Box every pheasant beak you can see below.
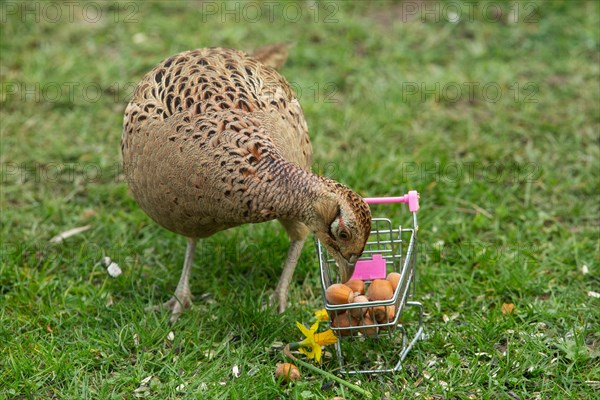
[337,254,358,283]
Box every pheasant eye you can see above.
[338,230,350,241]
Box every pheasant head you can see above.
[311,178,372,283]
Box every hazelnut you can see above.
[373,304,396,324]
[358,315,378,336]
[386,272,401,292]
[275,363,300,383]
[326,283,355,305]
[349,295,369,318]
[344,279,365,295]
[330,312,356,337]
[367,279,394,301]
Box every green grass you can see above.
[1,0,599,398]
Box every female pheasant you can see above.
[122,46,371,322]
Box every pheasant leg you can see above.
[146,237,197,323]
[272,239,305,313]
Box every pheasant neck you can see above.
[260,158,329,227]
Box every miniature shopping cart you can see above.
[317,190,424,374]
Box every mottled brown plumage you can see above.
[122,46,371,322]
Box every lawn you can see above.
[1,0,599,399]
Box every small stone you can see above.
[107,262,122,277]
[581,264,589,274]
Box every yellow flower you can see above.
[294,321,338,363]
[314,329,337,346]
[314,309,329,322]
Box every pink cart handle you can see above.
[365,190,419,212]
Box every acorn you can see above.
[349,295,369,318]
[367,279,394,301]
[325,283,355,305]
[275,363,300,383]
[386,272,401,292]
[373,304,396,324]
[344,279,365,295]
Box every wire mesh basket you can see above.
[317,191,424,374]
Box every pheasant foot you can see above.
[145,291,192,324]
[146,237,197,324]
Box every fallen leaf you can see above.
[133,376,160,397]
[535,322,547,330]
[46,324,53,333]
[49,225,91,243]
[81,208,97,218]
[232,365,241,378]
[133,386,149,396]
[586,381,600,389]
[588,291,600,299]
[166,331,175,341]
[507,390,520,400]
[442,312,459,323]
[501,303,516,315]
[204,349,217,359]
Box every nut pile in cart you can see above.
[326,274,401,336]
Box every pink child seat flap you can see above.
[350,254,387,280]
